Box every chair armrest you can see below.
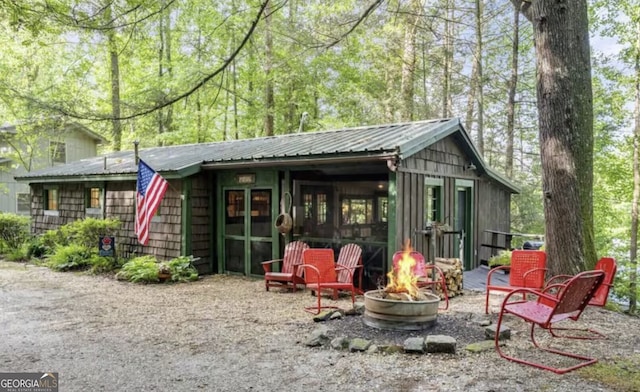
[503,287,558,306]
[522,267,548,287]
[544,274,572,287]
[486,265,510,285]
[261,258,283,273]
[298,264,321,284]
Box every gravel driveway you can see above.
[1,261,638,392]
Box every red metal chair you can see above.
[392,251,449,310]
[494,270,605,374]
[299,248,356,314]
[542,257,617,339]
[485,250,547,314]
[334,243,364,298]
[261,241,309,292]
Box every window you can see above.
[425,179,443,223]
[86,187,102,209]
[341,197,374,224]
[17,193,30,213]
[45,188,59,211]
[50,141,66,164]
[377,196,388,222]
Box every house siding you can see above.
[31,180,183,261]
[190,173,214,273]
[394,136,510,269]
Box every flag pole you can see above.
[133,140,140,165]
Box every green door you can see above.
[223,188,273,276]
[454,180,474,270]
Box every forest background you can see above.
[0,0,638,308]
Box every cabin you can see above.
[16,118,519,289]
[0,122,106,215]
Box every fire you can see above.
[385,240,420,300]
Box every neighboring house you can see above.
[0,122,107,215]
[16,118,519,288]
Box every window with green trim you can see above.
[424,179,443,223]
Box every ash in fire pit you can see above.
[363,242,441,331]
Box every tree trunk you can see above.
[105,4,122,152]
[629,25,640,313]
[505,5,520,179]
[442,1,454,118]
[263,1,274,137]
[473,0,484,156]
[515,0,595,275]
[400,0,420,122]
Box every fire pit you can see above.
[363,243,440,331]
[363,290,439,330]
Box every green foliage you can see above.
[115,255,198,283]
[45,218,121,249]
[488,250,512,268]
[25,236,51,259]
[0,213,30,252]
[116,256,160,283]
[45,244,93,271]
[167,256,199,282]
[579,355,640,392]
[87,254,122,274]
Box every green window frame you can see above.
[424,178,443,224]
[85,187,103,209]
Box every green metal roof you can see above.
[15,118,519,193]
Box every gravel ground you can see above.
[1,261,639,392]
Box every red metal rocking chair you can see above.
[485,249,547,314]
[334,243,364,299]
[542,257,617,339]
[494,270,605,374]
[300,248,357,314]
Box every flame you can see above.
[385,239,420,299]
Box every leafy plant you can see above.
[488,250,512,268]
[167,256,199,282]
[116,256,160,283]
[0,213,30,252]
[45,244,93,271]
[87,254,122,274]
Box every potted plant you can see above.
[157,262,172,282]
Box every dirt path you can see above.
[1,261,637,391]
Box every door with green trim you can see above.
[454,180,474,270]
[223,188,273,276]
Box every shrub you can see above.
[25,236,51,259]
[87,254,123,274]
[116,256,160,283]
[62,218,122,248]
[488,250,512,268]
[46,244,93,271]
[167,256,199,282]
[0,213,30,252]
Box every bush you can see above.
[167,256,199,282]
[0,213,30,252]
[25,236,51,259]
[488,250,512,267]
[46,244,93,271]
[116,256,160,283]
[44,217,121,249]
[87,254,123,274]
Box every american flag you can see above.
[135,159,169,245]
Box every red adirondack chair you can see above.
[494,270,605,374]
[299,248,357,314]
[261,241,309,292]
[392,250,449,310]
[485,249,547,314]
[542,257,617,339]
[334,243,364,298]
